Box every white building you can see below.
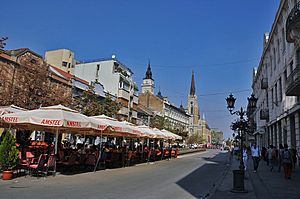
[251,0,300,153]
[75,57,139,123]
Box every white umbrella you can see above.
[91,115,140,137]
[137,125,157,139]
[162,129,182,140]
[0,104,102,174]
[152,128,168,139]
[0,104,27,115]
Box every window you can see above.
[279,77,283,102]
[271,88,274,109]
[270,56,273,76]
[68,63,71,68]
[289,60,294,76]
[282,28,286,53]
[273,48,276,71]
[284,69,287,81]
[277,39,280,62]
[275,83,278,104]
[62,61,68,67]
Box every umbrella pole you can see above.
[94,132,103,172]
[54,128,58,176]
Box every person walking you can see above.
[267,145,274,171]
[251,143,260,173]
[278,144,284,172]
[242,146,248,171]
[282,144,293,179]
[291,148,297,171]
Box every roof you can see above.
[4,48,42,59]
[50,65,89,85]
[78,57,133,74]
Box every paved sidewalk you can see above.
[210,154,256,199]
[248,158,300,199]
[211,153,300,199]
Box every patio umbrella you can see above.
[0,104,103,174]
[0,104,27,115]
[161,129,183,140]
[137,125,157,139]
[91,115,140,137]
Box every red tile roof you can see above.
[51,65,89,85]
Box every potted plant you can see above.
[0,129,19,180]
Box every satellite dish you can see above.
[112,54,116,59]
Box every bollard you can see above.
[231,169,247,193]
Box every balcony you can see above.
[261,78,268,89]
[260,109,269,120]
[286,2,300,43]
[286,65,300,96]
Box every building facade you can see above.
[251,0,300,154]
[138,63,190,135]
[45,49,75,74]
[75,57,139,123]
[188,71,200,137]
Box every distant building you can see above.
[138,62,190,135]
[75,56,139,123]
[45,49,75,74]
[211,129,224,145]
[187,71,211,144]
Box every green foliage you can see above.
[0,130,19,171]
[73,85,121,117]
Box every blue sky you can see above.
[2,0,280,139]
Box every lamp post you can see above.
[226,93,257,192]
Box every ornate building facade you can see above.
[250,0,300,154]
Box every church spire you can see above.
[190,70,195,95]
[144,60,153,80]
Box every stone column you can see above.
[295,112,300,153]
[278,120,282,145]
[287,116,291,147]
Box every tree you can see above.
[0,129,19,171]
[72,85,121,117]
[0,47,72,109]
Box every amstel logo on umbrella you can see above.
[66,121,81,127]
[41,119,61,126]
[2,116,18,123]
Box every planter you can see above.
[2,170,13,180]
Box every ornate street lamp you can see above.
[226,93,257,193]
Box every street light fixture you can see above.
[226,93,257,193]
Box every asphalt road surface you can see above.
[0,149,230,199]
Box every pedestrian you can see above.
[242,146,248,171]
[278,144,284,172]
[266,145,275,171]
[291,148,297,171]
[251,143,260,173]
[282,144,293,179]
[261,146,267,161]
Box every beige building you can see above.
[45,49,75,74]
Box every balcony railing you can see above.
[261,78,268,89]
[286,2,300,43]
[286,64,300,96]
[260,109,269,120]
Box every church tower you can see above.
[141,61,155,94]
[188,71,200,135]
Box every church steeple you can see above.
[190,70,195,95]
[141,60,155,94]
[144,60,153,80]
